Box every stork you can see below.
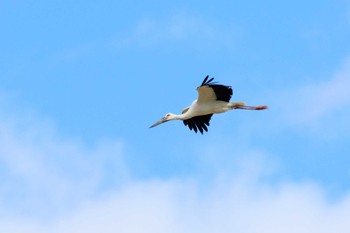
[150,75,267,134]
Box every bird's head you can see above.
[150,113,177,128]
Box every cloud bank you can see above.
[1,95,350,233]
[2,172,350,233]
[0,101,128,219]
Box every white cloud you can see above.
[2,174,350,233]
[1,93,350,233]
[0,98,129,218]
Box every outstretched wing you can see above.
[182,106,190,114]
[183,114,213,134]
[196,75,233,103]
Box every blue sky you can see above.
[1,0,350,232]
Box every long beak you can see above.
[150,117,168,128]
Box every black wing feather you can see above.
[201,75,215,86]
[183,114,213,134]
[200,75,233,102]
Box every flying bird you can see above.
[150,75,267,134]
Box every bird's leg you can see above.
[229,102,246,109]
[236,105,268,110]
[229,102,267,110]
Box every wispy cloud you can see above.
[114,12,237,49]
[269,57,350,138]
[292,59,350,123]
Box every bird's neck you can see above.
[173,114,186,120]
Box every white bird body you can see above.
[150,75,267,134]
[186,100,237,116]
